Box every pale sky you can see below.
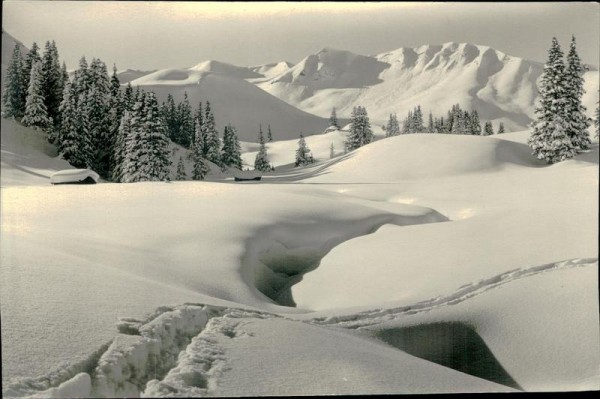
[3,1,599,70]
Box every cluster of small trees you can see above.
[528,36,593,163]
[345,106,374,151]
[384,104,504,136]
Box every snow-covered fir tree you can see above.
[177,92,194,148]
[22,42,41,111]
[191,117,210,181]
[528,37,577,163]
[564,35,591,151]
[112,110,132,182]
[267,124,273,142]
[329,107,340,129]
[122,92,171,182]
[40,40,63,128]
[58,81,94,168]
[203,101,221,165]
[330,143,335,159]
[106,64,124,178]
[412,105,425,132]
[345,106,374,151]
[254,128,272,172]
[194,101,204,153]
[176,156,187,180]
[469,110,482,135]
[22,60,51,130]
[295,133,314,167]
[483,121,494,136]
[497,122,506,134]
[123,82,134,111]
[221,124,243,170]
[428,112,434,133]
[2,44,25,118]
[385,113,400,137]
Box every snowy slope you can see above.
[1,113,598,396]
[0,119,74,186]
[258,43,600,131]
[129,62,330,141]
[116,69,156,84]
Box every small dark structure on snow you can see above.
[234,169,262,182]
[50,169,99,185]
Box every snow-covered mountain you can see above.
[256,43,599,131]
[129,61,330,142]
[1,30,28,89]
[116,69,156,84]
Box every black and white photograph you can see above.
[1,1,599,396]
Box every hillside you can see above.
[129,63,330,141]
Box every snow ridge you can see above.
[309,258,597,329]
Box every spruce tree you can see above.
[267,124,273,142]
[112,111,131,183]
[221,124,242,170]
[254,127,271,172]
[385,113,400,137]
[345,106,373,151]
[203,101,221,165]
[470,110,482,135]
[295,133,314,167]
[564,35,591,151]
[22,60,51,130]
[123,82,134,111]
[329,107,340,129]
[428,112,434,133]
[413,105,424,132]
[194,101,204,153]
[191,126,210,180]
[330,143,335,159]
[2,44,25,118]
[483,121,494,136]
[58,81,94,168]
[177,92,194,148]
[123,92,171,182]
[176,156,187,180]
[22,42,41,111]
[497,122,506,134]
[40,40,63,128]
[528,37,577,163]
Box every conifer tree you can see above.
[385,113,400,137]
[58,81,94,168]
[123,92,171,182]
[123,82,134,111]
[2,44,25,118]
[564,35,591,151]
[428,112,434,133]
[202,101,221,165]
[194,101,204,153]
[528,37,577,163]
[295,133,314,167]
[22,60,51,130]
[329,107,340,129]
[87,58,112,176]
[191,127,210,180]
[497,122,506,134]
[483,121,494,136]
[40,40,63,128]
[330,143,335,159]
[345,106,373,151]
[112,110,132,182]
[470,110,482,135]
[267,124,273,142]
[177,92,194,148]
[22,42,41,110]
[176,156,187,180]
[413,105,424,132]
[254,127,271,172]
[221,124,243,169]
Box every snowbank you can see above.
[50,169,99,185]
